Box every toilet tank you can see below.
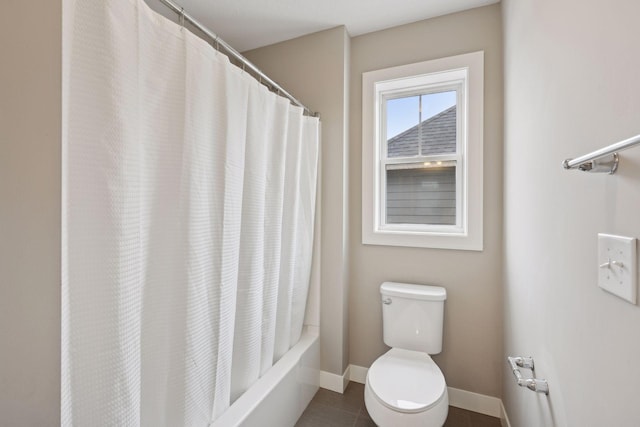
[380,282,446,354]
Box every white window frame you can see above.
[362,51,484,250]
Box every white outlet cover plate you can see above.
[597,233,637,304]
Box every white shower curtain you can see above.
[61,0,320,425]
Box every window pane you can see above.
[386,91,457,158]
[386,96,419,157]
[386,165,456,225]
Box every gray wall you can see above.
[0,1,62,425]
[502,0,640,425]
[244,27,352,376]
[349,4,504,397]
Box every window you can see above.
[362,52,484,250]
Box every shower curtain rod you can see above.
[157,0,317,117]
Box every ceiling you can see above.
[157,0,500,52]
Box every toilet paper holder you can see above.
[507,356,549,395]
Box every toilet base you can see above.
[364,379,448,427]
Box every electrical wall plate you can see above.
[597,233,637,304]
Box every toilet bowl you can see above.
[364,282,448,427]
[364,348,448,427]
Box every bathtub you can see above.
[211,325,320,427]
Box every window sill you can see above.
[362,228,483,251]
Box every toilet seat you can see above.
[367,348,446,414]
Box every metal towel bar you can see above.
[507,356,549,395]
[563,133,640,174]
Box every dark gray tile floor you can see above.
[295,382,501,427]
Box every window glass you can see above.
[386,91,457,158]
[384,90,458,227]
[386,165,456,225]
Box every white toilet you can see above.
[364,282,448,427]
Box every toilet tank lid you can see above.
[380,282,446,301]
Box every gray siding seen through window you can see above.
[386,166,456,225]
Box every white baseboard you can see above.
[319,366,350,393]
[347,364,508,422]
[500,400,512,427]
[447,387,501,418]
[349,364,368,384]
[342,365,351,392]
